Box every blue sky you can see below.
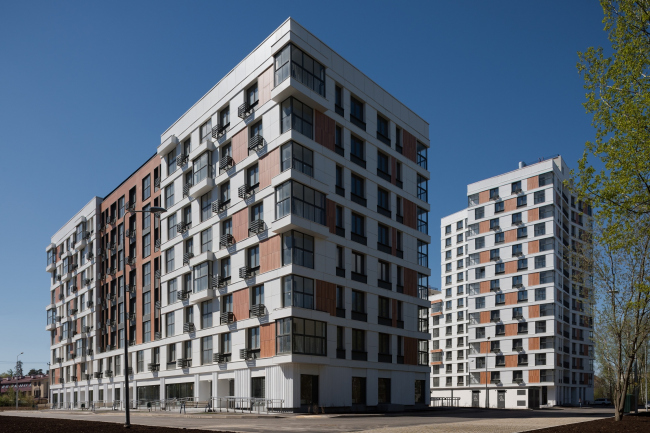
[0,0,608,373]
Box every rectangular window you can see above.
[350,135,365,166]
[281,141,314,177]
[417,142,427,169]
[282,230,314,268]
[166,312,175,337]
[534,223,546,236]
[201,336,212,365]
[282,275,314,309]
[417,175,428,201]
[193,151,211,185]
[142,175,151,201]
[534,190,545,204]
[274,44,325,96]
[275,317,326,355]
[201,228,212,253]
[165,247,174,273]
[167,213,177,240]
[275,180,326,225]
[193,262,209,293]
[247,82,259,107]
[350,96,365,129]
[167,149,177,174]
[417,207,428,234]
[165,184,174,209]
[281,97,313,139]
[168,278,177,304]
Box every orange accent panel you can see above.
[528,370,540,383]
[528,305,540,318]
[76,364,81,380]
[403,268,417,297]
[504,198,517,212]
[480,251,490,263]
[480,281,490,294]
[232,129,248,164]
[326,199,336,234]
[504,261,518,274]
[505,355,518,368]
[314,110,336,152]
[431,299,442,304]
[315,280,336,316]
[528,273,540,286]
[258,147,280,190]
[257,66,273,107]
[232,288,249,322]
[480,341,489,354]
[505,324,518,336]
[480,311,490,324]
[528,240,539,254]
[479,221,489,234]
[403,199,417,230]
[505,293,518,305]
[404,337,418,365]
[403,130,417,163]
[479,191,489,204]
[232,208,248,243]
[259,235,281,274]
[528,176,539,190]
[528,208,539,222]
[529,337,540,350]
[504,230,517,243]
[480,371,488,384]
[260,322,276,358]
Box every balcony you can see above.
[93,372,102,379]
[351,350,368,361]
[377,242,392,255]
[212,200,228,214]
[178,290,191,301]
[158,134,179,157]
[350,153,366,169]
[177,358,191,368]
[213,353,229,364]
[378,279,392,291]
[176,153,189,168]
[104,370,113,378]
[212,124,227,139]
[219,155,234,173]
[238,101,253,119]
[351,271,367,284]
[183,322,196,333]
[377,205,391,219]
[378,316,392,327]
[220,234,235,248]
[182,181,193,198]
[351,232,367,246]
[376,131,391,147]
[350,192,366,207]
[249,219,265,235]
[154,239,161,252]
[148,363,159,372]
[378,353,392,363]
[183,252,194,266]
[250,304,266,318]
[126,255,136,266]
[220,312,234,325]
[83,373,91,380]
[351,310,367,322]
[190,174,215,198]
[335,104,344,117]
[248,134,264,153]
[239,266,253,280]
[238,184,253,199]
[240,348,257,360]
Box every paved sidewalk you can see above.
[0,407,613,433]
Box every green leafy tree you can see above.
[27,369,43,376]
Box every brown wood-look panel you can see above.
[505,323,518,336]
[232,129,248,164]
[504,198,517,212]
[402,130,417,162]
[528,273,540,286]
[504,230,517,243]
[529,337,540,350]
[479,251,490,263]
[260,322,276,358]
[259,235,281,274]
[480,341,489,354]
[259,147,280,190]
[528,369,540,383]
[528,208,539,222]
[505,355,518,368]
[527,176,539,190]
[504,261,518,274]
[257,66,273,107]
[232,208,249,243]
[480,311,490,323]
[505,293,518,305]
[480,281,490,293]
[391,299,397,327]
[314,110,336,152]
[54,286,59,303]
[76,363,81,380]
[391,156,397,185]
[403,198,417,229]
[403,267,417,297]
[403,336,417,365]
[478,191,489,204]
[528,305,540,318]
[528,240,539,254]
[326,199,336,234]
[479,221,489,233]
[480,371,488,384]
[392,228,397,256]
[232,288,249,322]
[315,280,336,316]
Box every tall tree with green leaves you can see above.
[577,0,650,420]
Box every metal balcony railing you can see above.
[183,322,196,333]
[177,153,189,167]
[240,348,252,360]
[249,219,265,234]
[183,252,194,266]
[177,221,190,234]
[248,134,264,152]
[212,200,227,214]
[219,155,234,172]
[176,358,191,368]
[212,123,227,139]
[179,290,191,300]
[148,363,159,372]
[213,353,228,363]
[238,184,253,199]
[154,177,161,191]
[220,234,235,248]
[220,312,234,325]
[250,304,266,317]
[239,266,252,280]
[238,101,253,119]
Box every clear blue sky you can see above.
[0,0,608,373]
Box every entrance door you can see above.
[300,375,319,406]
[472,391,480,408]
[528,387,540,409]
[497,390,506,409]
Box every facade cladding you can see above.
[431,157,594,409]
[45,18,431,411]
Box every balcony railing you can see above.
[183,252,194,266]
[239,266,252,280]
[238,184,253,199]
[250,304,266,318]
[220,312,234,325]
[212,200,227,214]
[177,153,189,167]
[248,134,264,152]
[182,181,192,198]
[219,155,234,172]
[238,101,253,119]
[220,234,235,248]
[148,363,159,372]
[212,124,227,139]
[249,219,265,234]
[183,322,196,333]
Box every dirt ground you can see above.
[526,411,650,433]
[0,415,235,433]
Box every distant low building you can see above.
[0,374,49,401]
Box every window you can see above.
[517,195,527,207]
[490,187,499,200]
[167,213,177,240]
[378,224,390,247]
[534,223,546,236]
[540,271,554,284]
[490,218,500,229]
[143,321,151,342]
[351,174,365,201]
[539,172,553,186]
[378,378,391,404]
[417,207,428,234]
[201,228,212,253]
[193,262,209,292]
[495,263,505,274]
[165,184,174,209]
[495,232,505,243]
[535,288,546,301]
[536,353,547,366]
[335,85,343,111]
[167,149,177,175]
[535,321,546,334]
[350,96,364,126]
[281,97,313,139]
[220,106,230,129]
[142,175,151,201]
[220,181,230,205]
[417,142,427,169]
[540,238,554,251]
[513,275,522,286]
[517,226,528,238]
[165,247,175,273]
[490,248,500,260]
[282,230,314,268]
[350,135,365,165]
[281,141,313,177]
[137,351,144,373]
[495,201,504,213]
[168,278,177,304]
[220,333,231,358]
[445,225,452,235]
[275,317,326,355]
[166,312,175,337]
[352,251,365,276]
[282,275,314,309]
[475,207,485,219]
[535,255,546,269]
[335,125,343,153]
[539,204,554,219]
[377,151,390,177]
[247,245,260,273]
[518,258,528,270]
[275,180,326,225]
[377,114,389,144]
[475,267,485,279]
[512,212,522,225]
[511,181,522,194]
[193,152,211,185]
[379,260,390,283]
[495,294,505,304]
[475,237,485,249]
[247,82,259,107]
[274,44,325,97]
[201,336,213,365]
[417,175,428,201]
[418,240,428,267]
[335,165,344,194]
[518,322,528,334]
[534,190,545,204]
[220,257,230,281]
[475,297,485,308]
[142,262,151,290]
[351,213,365,238]
[247,164,259,190]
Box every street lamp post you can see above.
[16,352,23,410]
[485,337,490,409]
[121,206,165,428]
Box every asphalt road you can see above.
[0,407,615,433]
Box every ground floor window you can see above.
[378,378,391,404]
[137,385,160,402]
[165,382,193,399]
[352,377,366,405]
[251,377,265,398]
[415,380,425,403]
[300,374,319,406]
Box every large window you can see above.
[200,120,211,143]
[282,230,314,268]
[193,152,210,184]
[193,262,209,293]
[165,184,174,209]
[275,180,326,225]
[201,336,213,365]
[201,228,212,253]
[350,96,364,125]
[418,240,428,267]
[281,97,313,139]
[165,247,175,273]
[282,275,314,309]
[350,135,365,163]
[281,141,313,177]
[166,312,175,337]
[417,207,428,234]
[167,149,177,174]
[168,278,177,304]
[417,142,427,169]
[274,44,325,97]
[201,301,213,328]
[143,175,151,201]
[167,213,177,239]
[275,317,326,356]
[417,175,428,201]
